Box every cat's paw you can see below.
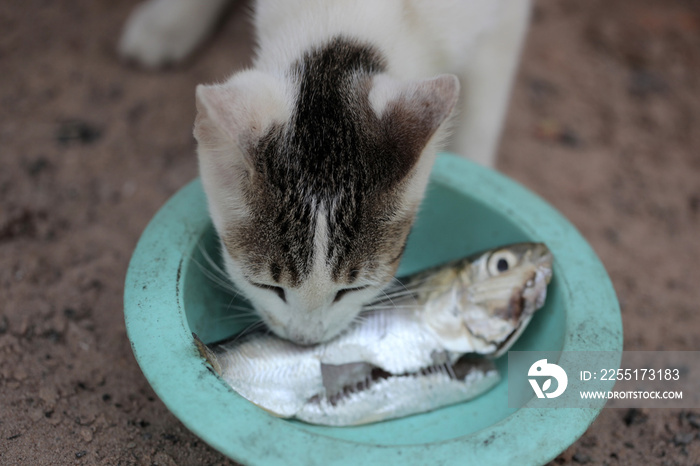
[118,0,226,68]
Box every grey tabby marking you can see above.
[227,36,422,286]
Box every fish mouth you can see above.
[522,246,554,315]
[490,260,553,357]
[518,260,553,312]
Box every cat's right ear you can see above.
[194,70,291,175]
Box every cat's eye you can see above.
[487,250,518,276]
[252,282,286,303]
[333,285,370,303]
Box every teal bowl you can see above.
[125,154,622,465]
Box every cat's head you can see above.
[194,42,458,344]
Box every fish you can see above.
[196,242,553,426]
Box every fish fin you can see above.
[192,332,223,376]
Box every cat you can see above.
[120,0,531,344]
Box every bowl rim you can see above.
[124,153,622,465]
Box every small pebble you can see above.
[572,452,592,464]
[25,157,51,176]
[151,452,178,466]
[688,413,700,429]
[47,411,62,426]
[39,386,58,406]
[0,315,9,334]
[55,120,101,145]
[29,408,44,422]
[628,69,668,97]
[161,433,178,443]
[673,432,695,446]
[75,451,87,459]
[80,427,93,443]
[623,408,647,426]
[580,435,598,448]
[559,128,581,148]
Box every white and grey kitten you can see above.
[120,0,531,344]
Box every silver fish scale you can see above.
[218,337,323,417]
[296,364,500,426]
[319,307,449,373]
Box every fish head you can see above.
[419,243,553,355]
[469,243,552,317]
[465,242,553,353]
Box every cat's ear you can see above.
[194,70,290,153]
[370,74,460,160]
[194,71,290,231]
[368,74,459,209]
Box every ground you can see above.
[1,0,700,464]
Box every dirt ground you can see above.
[1,0,700,464]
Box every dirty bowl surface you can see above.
[125,154,622,465]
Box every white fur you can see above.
[368,73,459,209]
[119,0,229,67]
[252,0,494,78]
[121,0,530,163]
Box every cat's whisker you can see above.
[218,304,259,315]
[388,275,413,292]
[384,274,442,293]
[191,258,241,295]
[372,289,418,300]
[362,303,420,311]
[230,320,268,343]
[188,247,243,298]
[376,286,400,310]
[197,243,228,277]
[370,284,447,303]
[379,278,425,297]
[353,315,369,324]
[197,245,237,282]
[208,314,261,325]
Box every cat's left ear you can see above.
[194,70,290,154]
[369,74,460,160]
[194,71,290,233]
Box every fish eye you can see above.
[251,282,286,303]
[333,285,370,303]
[487,250,519,276]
